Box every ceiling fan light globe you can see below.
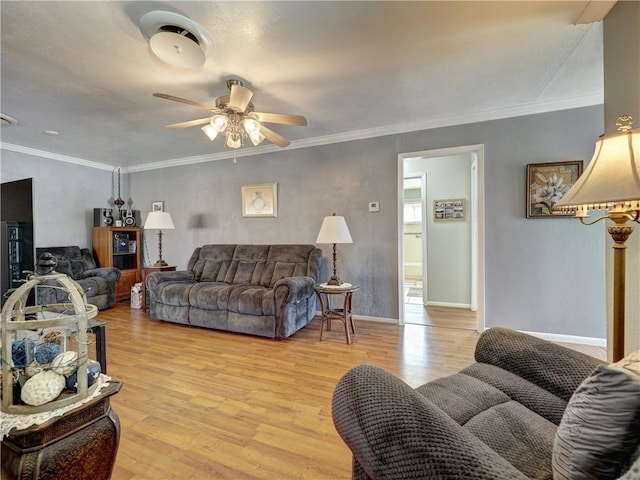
[201,124,218,141]
[211,114,229,133]
[226,132,242,149]
[249,130,265,146]
[243,118,261,134]
[149,31,205,69]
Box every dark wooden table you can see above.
[1,381,123,480]
[314,283,360,344]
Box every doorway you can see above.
[397,145,484,332]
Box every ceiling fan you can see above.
[153,79,307,149]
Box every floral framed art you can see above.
[242,183,278,218]
[526,161,583,218]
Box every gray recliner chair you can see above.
[35,246,120,310]
[332,328,640,480]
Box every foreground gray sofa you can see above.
[146,244,322,339]
[332,328,640,480]
[35,246,120,310]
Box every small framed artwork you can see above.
[526,161,582,218]
[242,183,278,218]
[151,201,164,212]
[433,199,465,221]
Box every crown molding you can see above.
[2,93,603,172]
[0,143,115,171]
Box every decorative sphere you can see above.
[51,351,78,376]
[65,360,101,392]
[34,343,62,364]
[25,361,45,378]
[21,370,66,406]
[10,339,35,368]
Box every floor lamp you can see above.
[554,115,640,361]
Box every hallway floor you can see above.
[403,280,477,330]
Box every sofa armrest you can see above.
[81,267,121,282]
[332,365,528,480]
[145,270,194,290]
[273,276,315,304]
[474,327,605,401]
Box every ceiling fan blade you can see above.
[260,125,290,148]
[228,84,253,112]
[166,117,212,129]
[153,93,217,111]
[253,112,308,126]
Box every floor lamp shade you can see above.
[554,115,640,361]
[144,211,175,267]
[316,214,353,285]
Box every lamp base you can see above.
[152,259,169,268]
[326,276,343,286]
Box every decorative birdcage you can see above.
[1,267,99,414]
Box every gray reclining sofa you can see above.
[332,327,640,479]
[146,244,323,339]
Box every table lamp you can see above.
[143,211,175,267]
[554,114,640,361]
[316,213,353,285]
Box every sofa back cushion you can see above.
[260,245,322,287]
[188,244,321,286]
[35,246,89,280]
[188,245,236,282]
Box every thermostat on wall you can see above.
[368,202,380,212]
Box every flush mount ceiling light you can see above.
[139,11,213,69]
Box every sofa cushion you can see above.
[227,285,275,316]
[189,282,235,310]
[465,400,557,480]
[189,245,236,281]
[552,350,640,480]
[155,282,193,307]
[461,362,569,425]
[415,372,510,425]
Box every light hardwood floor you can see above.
[99,304,604,480]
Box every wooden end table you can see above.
[1,381,123,480]
[141,265,176,313]
[314,283,360,344]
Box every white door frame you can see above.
[402,173,429,302]
[397,145,485,332]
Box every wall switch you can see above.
[368,202,380,212]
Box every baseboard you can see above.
[426,301,472,309]
[516,329,606,347]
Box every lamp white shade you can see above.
[143,211,175,230]
[555,128,640,213]
[149,31,205,69]
[316,215,353,244]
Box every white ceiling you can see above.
[0,1,607,171]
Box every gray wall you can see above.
[0,151,112,248]
[1,105,606,339]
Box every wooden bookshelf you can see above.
[92,227,141,301]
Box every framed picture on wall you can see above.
[433,199,465,221]
[151,201,164,212]
[526,161,582,218]
[242,183,278,218]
